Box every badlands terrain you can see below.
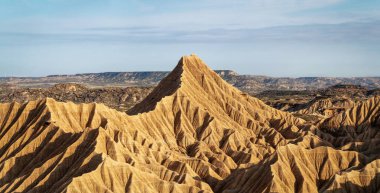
[0,55,379,192]
[2,68,380,94]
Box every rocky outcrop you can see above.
[0,83,153,111]
[319,96,380,139]
[216,145,368,193]
[0,55,379,193]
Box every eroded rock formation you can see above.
[0,55,379,193]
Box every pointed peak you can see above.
[179,53,202,64]
[181,53,199,60]
[128,54,215,115]
[185,53,201,60]
[177,54,214,75]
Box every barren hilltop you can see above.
[0,55,379,192]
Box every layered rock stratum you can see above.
[0,83,153,111]
[2,68,380,94]
[0,55,379,193]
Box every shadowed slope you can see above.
[1,55,378,193]
[317,96,380,150]
[0,99,213,192]
[215,145,370,193]
[320,160,380,193]
[320,96,380,134]
[0,55,314,192]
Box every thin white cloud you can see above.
[200,0,343,10]
[1,21,379,45]
[0,0,353,33]
[1,0,380,77]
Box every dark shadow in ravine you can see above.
[0,128,103,193]
[320,173,380,193]
[127,58,184,115]
[0,101,47,160]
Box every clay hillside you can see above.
[0,55,379,193]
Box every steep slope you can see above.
[1,54,378,193]
[0,55,314,192]
[296,98,334,115]
[320,160,380,192]
[129,54,307,146]
[124,54,325,184]
[0,99,214,192]
[320,96,380,131]
[318,96,380,148]
[216,95,380,192]
[295,97,355,117]
[215,145,369,193]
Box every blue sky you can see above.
[0,0,379,77]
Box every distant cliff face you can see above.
[2,70,380,93]
[0,83,153,111]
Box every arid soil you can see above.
[0,83,153,111]
[257,85,380,123]
[2,70,380,93]
[1,82,378,116]
[0,55,379,193]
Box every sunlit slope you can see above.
[0,55,379,193]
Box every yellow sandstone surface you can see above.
[0,55,379,193]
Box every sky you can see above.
[0,0,379,77]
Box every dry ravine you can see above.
[0,55,379,193]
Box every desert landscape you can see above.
[0,55,379,192]
[1,0,379,192]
